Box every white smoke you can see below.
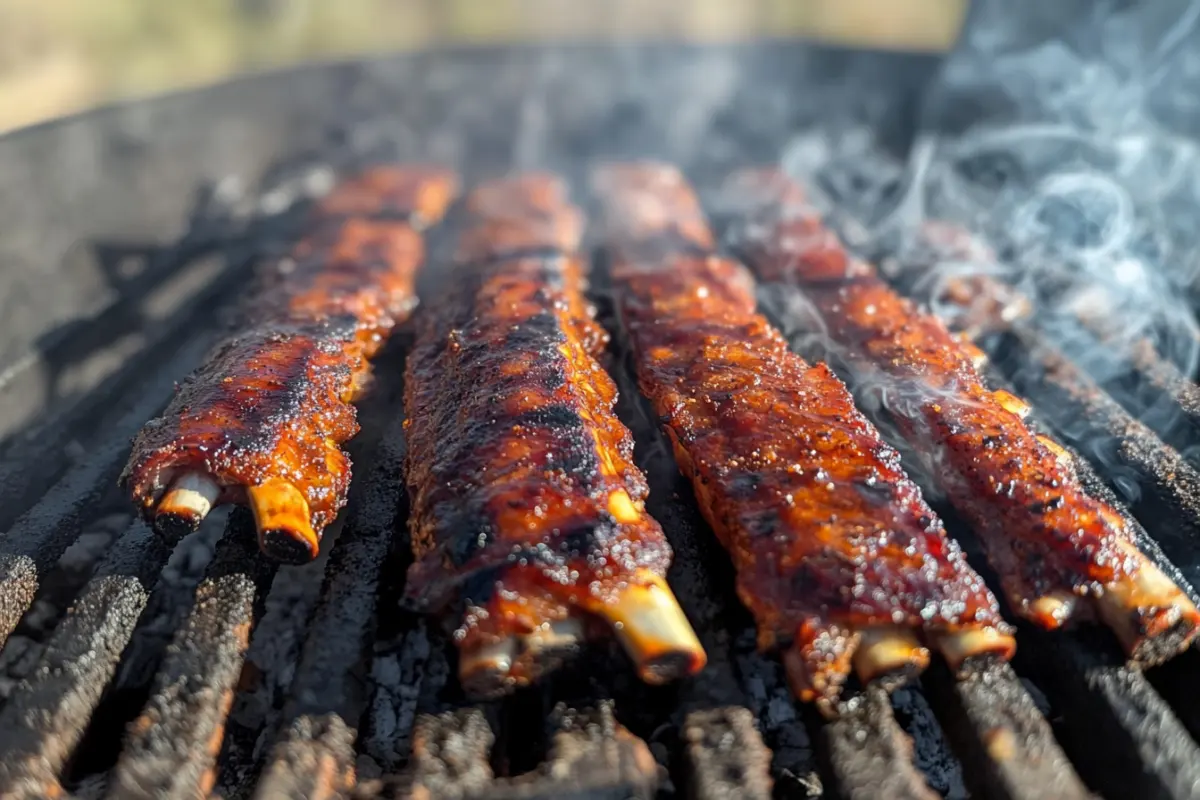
[771,0,1200,435]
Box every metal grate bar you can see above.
[486,702,658,800]
[0,332,217,649]
[403,708,495,799]
[822,687,939,800]
[104,511,277,799]
[402,702,660,800]
[921,660,1091,800]
[681,707,774,800]
[0,521,171,798]
[1120,338,1200,430]
[253,714,357,800]
[1071,313,1200,444]
[1017,629,1200,800]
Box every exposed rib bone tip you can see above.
[247,479,319,564]
[606,489,643,524]
[459,638,519,697]
[934,626,1018,672]
[992,389,1031,420]
[456,619,585,698]
[1035,435,1074,470]
[955,335,989,370]
[154,472,221,542]
[782,641,854,718]
[524,618,586,654]
[1097,545,1200,664]
[782,644,825,706]
[1028,591,1079,628]
[599,572,707,684]
[851,626,930,684]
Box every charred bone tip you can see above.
[852,626,931,685]
[598,571,707,684]
[933,626,1018,673]
[784,625,936,715]
[1098,545,1200,665]
[247,479,320,563]
[1027,591,1081,629]
[458,619,586,698]
[154,472,221,543]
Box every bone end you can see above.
[783,624,928,716]
[1035,435,1075,472]
[1026,590,1080,629]
[783,634,857,719]
[1098,546,1200,666]
[459,638,520,698]
[154,472,221,544]
[458,619,586,698]
[852,626,931,687]
[247,479,320,564]
[599,571,707,684]
[934,626,1018,673]
[992,389,1031,420]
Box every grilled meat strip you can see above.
[725,168,1200,664]
[403,172,705,696]
[123,165,457,563]
[592,162,1013,713]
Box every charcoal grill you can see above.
[5,5,1200,797]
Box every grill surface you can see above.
[3,34,1200,800]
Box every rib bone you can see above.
[246,479,319,564]
[595,571,707,684]
[155,472,222,543]
[934,626,1018,672]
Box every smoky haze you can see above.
[752,0,1200,501]
[923,0,1200,373]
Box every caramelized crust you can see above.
[726,168,1199,661]
[122,166,458,556]
[593,163,1009,707]
[404,173,698,692]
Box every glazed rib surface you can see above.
[123,165,457,561]
[725,168,1199,664]
[404,172,704,695]
[593,163,1011,709]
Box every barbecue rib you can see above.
[403,172,705,696]
[724,168,1200,664]
[122,165,458,563]
[591,162,1014,713]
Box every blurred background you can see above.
[0,0,966,134]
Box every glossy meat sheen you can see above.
[726,170,1138,624]
[404,173,672,672]
[123,166,457,534]
[594,164,1006,698]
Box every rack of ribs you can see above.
[122,165,458,562]
[591,162,1014,714]
[724,167,1200,665]
[402,172,706,696]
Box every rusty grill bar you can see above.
[3,41,1200,800]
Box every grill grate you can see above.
[5,42,1200,800]
[4,179,1200,800]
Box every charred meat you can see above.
[403,172,705,697]
[593,162,1014,713]
[725,168,1200,665]
[123,165,458,562]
